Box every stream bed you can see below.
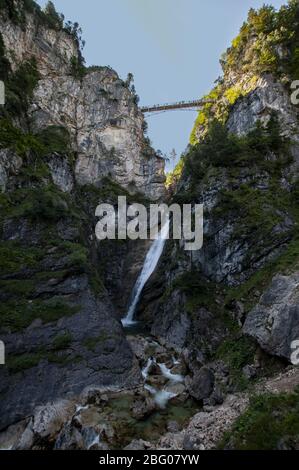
[72,335,200,450]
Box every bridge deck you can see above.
[141,99,212,113]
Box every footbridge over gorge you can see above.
[141,99,213,114]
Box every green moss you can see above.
[189,85,223,145]
[5,58,40,116]
[7,352,43,373]
[35,269,70,282]
[19,161,51,182]
[35,125,71,156]
[166,158,185,189]
[83,333,113,351]
[187,116,290,179]
[0,120,72,174]
[0,0,67,33]
[171,270,219,314]
[89,269,104,294]
[224,85,243,105]
[190,2,298,146]
[220,389,299,449]
[25,189,69,221]
[215,336,256,391]
[0,119,44,157]
[78,177,151,208]
[67,246,88,269]
[0,279,34,298]
[0,31,10,80]
[52,331,72,350]
[0,297,80,332]
[7,347,77,373]
[216,184,287,236]
[0,241,43,275]
[0,185,81,229]
[70,55,86,79]
[55,241,89,271]
[3,186,72,222]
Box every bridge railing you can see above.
[141,99,213,113]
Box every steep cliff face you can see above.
[31,69,165,200]
[139,2,299,383]
[0,0,165,200]
[1,0,299,450]
[0,0,165,431]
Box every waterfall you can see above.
[142,357,156,379]
[145,384,177,409]
[122,221,169,327]
[158,363,184,383]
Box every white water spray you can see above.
[145,383,177,409]
[142,357,155,379]
[122,221,169,327]
[158,363,184,383]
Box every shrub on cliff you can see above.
[220,388,299,450]
[185,114,290,178]
[190,1,299,145]
[43,1,64,30]
[4,58,40,117]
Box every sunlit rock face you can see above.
[227,75,298,141]
[0,2,165,201]
[0,8,77,76]
[30,67,165,200]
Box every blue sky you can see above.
[37,0,287,171]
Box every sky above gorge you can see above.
[37,0,287,171]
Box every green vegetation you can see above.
[224,234,299,314]
[224,85,244,105]
[78,177,151,209]
[181,116,297,267]
[222,2,299,79]
[220,388,299,449]
[83,332,114,351]
[186,115,291,178]
[0,119,43,156]
[0,118,71,156]
[189,1,299,145]
[5,58,40,117]
[165,158,184,190]
[0,296,80,332]
[35,125,71,156]
[171,269,219,314]
[26,188,69,221]
[0,186,79,224]
[7,340,77,373]
[0,0,85,83]
[70,55,86,79]
[216,184,293,239]
[62,241,88,270]
[0,32,10,80]
[0,279,34,298]
[0,241,43,274]
[52,331,72,350]
[215,336,256,391]
[7,352,44,373]
[42,0,64,30]
[6,351,80,373]
[0,0,71,35]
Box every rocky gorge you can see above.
[0,0,299,451]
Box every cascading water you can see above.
[122,221,170,327]
[158,363,184,383]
